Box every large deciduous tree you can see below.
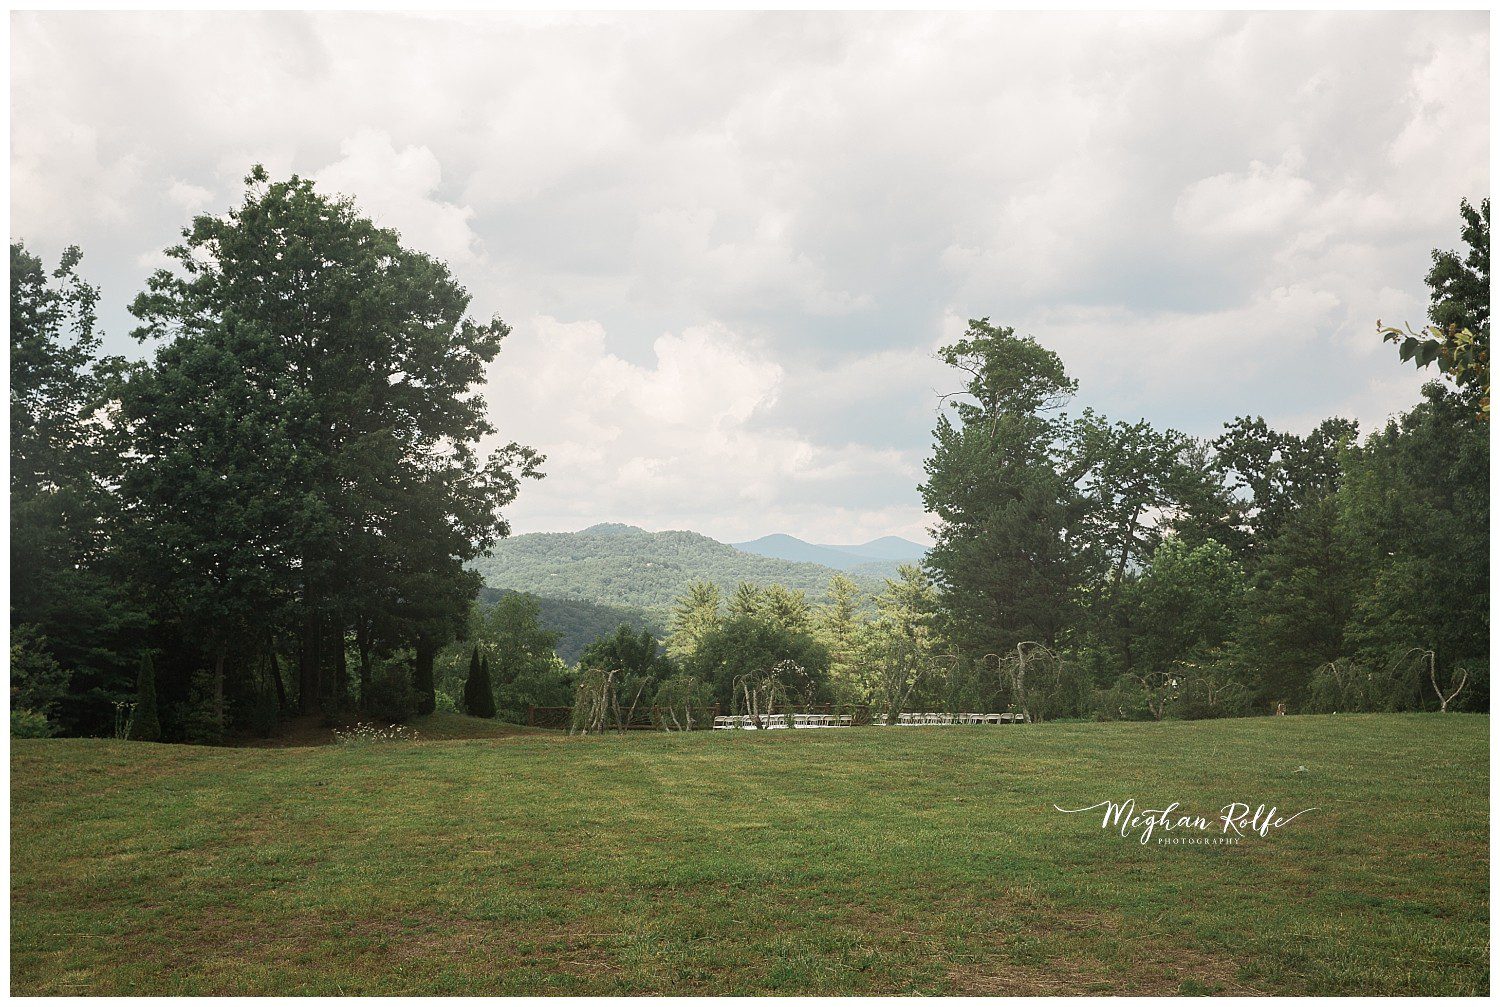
[119,167,541,719]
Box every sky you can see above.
[10,11,1489,545]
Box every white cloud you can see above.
[8,11,1488,541]
[315,130,482,267]
[1174,152,1316,238]
[487,316,926,541]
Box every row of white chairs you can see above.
[710,711,1027,730]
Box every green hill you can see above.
[477,586,665,664]
[472,524,893,626]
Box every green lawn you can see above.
[10,714,1489,995]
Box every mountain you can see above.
[471,524,894,631]
[731,533,928,573]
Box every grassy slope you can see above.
[11,714,1489,995]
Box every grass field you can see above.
[10,713,1489,995]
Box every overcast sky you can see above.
[11,12,1489,545]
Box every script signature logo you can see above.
[1052,799,1316,845]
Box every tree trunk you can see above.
[269,646,288,714]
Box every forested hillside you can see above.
[475,587,663,665]
[471,524,890,619]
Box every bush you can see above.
[127,652,162,742]
[180,669,225,745]
[1093,676,1152,721]
[365,664,417,723]
[245,687,279,738]
[11,708,56,739]
[10,626,70,724]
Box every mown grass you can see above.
[10,714,1488,994]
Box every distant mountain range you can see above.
[472,524,929,660]
[730,533,928,573]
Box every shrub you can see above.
[365,664,417,723]
[10,626,70,725]
[180,669,224,745]
[126,652,162,742]
[11,708,56,739]
[245,687,279,738]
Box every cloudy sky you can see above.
[11,12,1489,545]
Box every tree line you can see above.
[554,200,1490,726]
[9,168,1488,739]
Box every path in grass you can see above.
[10,714,1489,994]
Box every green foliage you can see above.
[651,676,715,730]
[364,662,418,724]
[1379,198,1489,419]
[463,650,497,719]
[10,242,141,735]
[436,595,572,721]
[125,653,161,742]
[816,573,865,703]
[688,615,830,707]
[179,669,224,746]
[921,319,1084,661]
[118,166,540,719]
[1129,538,1243,678]
[10,625,71,725]
[10,709,56,739]
[666,581,722,661]
[480,588,663,665]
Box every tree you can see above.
[1071,414,1238,682]
[10,242,140,734]
[817,574,866,703]
[1230,492,1360,710]
[478,594,570,720]
[1338,385,1488,710]
[1128,538,1244,681]
[462,646,496,718]
[127,652,161,742]
[920,319,1083,660]
[578,625,674,727]
[10,626,70,733]
[1212,416,1359,556]
[759,584,814,635]
[862,565,943,722]
[120,166,541,720]
[1379,198,1489,419]
[727,582,765,619]
[689,616,830,707]
[667,581,722,660]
